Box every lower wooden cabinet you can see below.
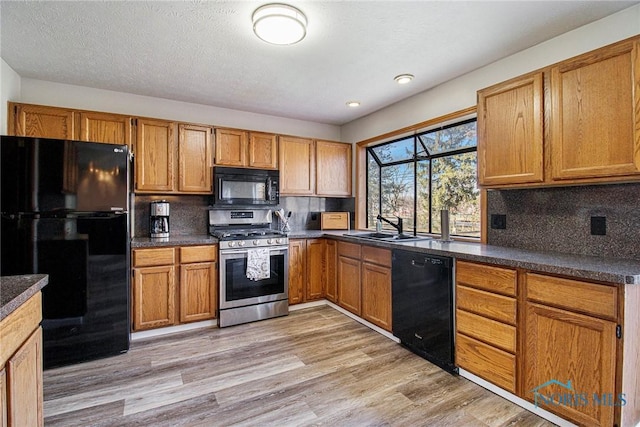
[325,240,338,303]
[0,292,44,427]
[361,246,392,331]
[337,254,361,315]
[288,239,325,304]
[132,245,217,331]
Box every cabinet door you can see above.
[135,119,176,192]
[249,132,278,169]
[288,240,306,305]
[279,136,315,195]
[550,39,640,180]
[7,328,43,427]
[0,368,6,427]
[477,72,544,186]
[361,262,392,331]
[306,239,325,301]
[179,262,216,323]
[523,302,617,427]
[11,103,75,139]
[316,140,352,196]
[337,255,361,316]
[79,112,133,147]
[178,124,213,193]
[132,265,176,330]
[215,128,247,167]
[325,240,338,303]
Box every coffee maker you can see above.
[149,200,170,238]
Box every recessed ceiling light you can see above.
[252,4,307,45]
[346,101,361,108]
[394,74,414,84]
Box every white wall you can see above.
[13,78,340,141]
[1,59,21,134]
[341,4,640,144]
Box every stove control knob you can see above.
[228,241,236,248]
[276,238,283,244]
[253,240,259,246]
[238,240,246,247]
[267,239,273,244]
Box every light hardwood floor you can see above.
[43,306,554,426]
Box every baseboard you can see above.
[131,319,217,341]
[458,369,576,427]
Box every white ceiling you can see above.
[1,1,637,126]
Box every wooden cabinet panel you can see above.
[10,103,75,139]
[132,247,176,268]
[456,260,517,296]
[337,255,361,316]
[132,265,176,330]
[178,124,213,193]
[316,140,352,196]
[550,39,640,180]
[325,240,338,303]
[180,246,216,264]
[180,262,216,323]
[478,72,544,186]
[135,119,176,192]
[525,273,617,320]
[456,285,517,325]
[456,333,516,394]
[7,328,43,427]
[361,261,392,331]
[361,246,391,268]
[337,241,361,259]
[523,302,617,427]
[457,310,516,353]
[79,112,132,147]
[0,368,6,427]
[306,239,325,301]
[288,240,306,305]
[249,132,278,169]
[279,136,315,195]
[215,128,247,167]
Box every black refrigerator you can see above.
[1,136,131,369]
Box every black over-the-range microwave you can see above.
[212,166,279,207]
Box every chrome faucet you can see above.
[376,214,403,235]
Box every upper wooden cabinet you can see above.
[550,38,640,181]
[135,119,176,193]
[478,36,640,188]
[477,72,544,186]
[79,111,133,147]
[316,140,352,197]
[280,137,352,197]
[178,124,213,193]
[9,103,75,140]
[214,128,277,169]
[279,136,315,195]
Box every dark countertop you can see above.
[1,274,49,321]
[130,230,640,285]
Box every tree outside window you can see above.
[367,118,479,238]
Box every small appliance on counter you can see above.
[149,200,170,238]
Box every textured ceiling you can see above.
[1,1,637,125]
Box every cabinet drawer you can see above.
[133,248,176,267]
[338,241,361,259]
[180,245,217,263]
[456,260,517,296]
[525,273,617,320]
[457,310,516,353]
[361,246,391,267]
[456,285,517,325]
[456,333,516,394]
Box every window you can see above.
[366,118,480,238]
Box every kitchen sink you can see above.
[346,232,431,242]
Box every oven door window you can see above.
[223,251,286,301]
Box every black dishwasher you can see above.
[392,250,457,374]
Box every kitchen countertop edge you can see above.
[1,274,49,320]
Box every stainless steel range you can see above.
[209,209,289,327]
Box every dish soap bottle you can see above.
[376,218,382,233]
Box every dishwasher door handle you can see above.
[411,259,425,267]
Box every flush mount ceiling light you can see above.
[252,3,307,45]
[346,101,361,108]
[394,74,414,84]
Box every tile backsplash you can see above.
[133,195,355,237]
[486,182,640,260]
